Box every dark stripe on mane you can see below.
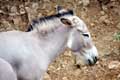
[26,10,73,32]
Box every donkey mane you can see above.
[26,10,74,32]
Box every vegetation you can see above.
[114,32,120,41]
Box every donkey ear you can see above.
[56,5,63,12]
[56,5,67,14]
[68,9,74,15]
[60,18,72,26]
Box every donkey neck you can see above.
[30,19,71,68]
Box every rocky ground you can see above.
[0,0,120,80]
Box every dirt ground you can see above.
[0,0,120,80]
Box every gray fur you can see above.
[0,7,98,80]
[0,58,17,80]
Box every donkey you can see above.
[28,6,98,65]
[0,6,98,80]
[0,58,17,80]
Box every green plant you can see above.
[114,32,120,41]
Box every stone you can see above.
[19,5,26,14]
[10,6,17,13]
[99,15,111,25]
[116,22,120,29]
[99,15,108,22]
[102,5,108,11]
[62,77,68,80]
[75,55,86,66]
[100,11,105,16]
[43,0,50,2]
[108,61,120,69]
[78,1,83,5]
[10,6,18,15]
[90,23,95,27]
[63,50,72,57]
[44,72,51,80]
[117,74,120,80]
[82,0,90,7]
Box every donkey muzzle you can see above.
[88,56,98,66]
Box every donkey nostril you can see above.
[88,59,92,66]
[95,56,98,62]
[93,56,98,64]
[88,57,98,66]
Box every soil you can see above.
[0,0,120,80]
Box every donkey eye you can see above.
[82,33,89,37]
[77,29,82,32]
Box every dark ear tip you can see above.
[56,5,63,11]
[68,9,74,15]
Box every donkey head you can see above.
[56,6,99,65]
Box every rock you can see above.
[25,2,39,22]
[62,77,68,80]
[116,22,120,29]
[108,61,120,69]
[63,50,72,57]
[10,6,17,13]
[0,10,3,13]
[117,74,120,80]
[90,23,95,27]
[99,15,110,25]
[75,55,86,66]
[78,1,83,5]
[110,0,116,1]
[74,69,81,76]
[37,13,42,17]
[104,19,110,25]
[12,16,22,26]
[43,0,50,2]
[10,6,18,15]
[44,72,51,80]
[1,20,14,31]
[100,11,105,16]
[25,7,36,22]
[32,3,39,10]
[98,0,110,5]
[48,65,56,71]
[102,5,108,11]
[99,15,108,21]
[82,0,90,7]
[19,5,26,14]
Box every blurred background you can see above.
[0,0,120,80]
